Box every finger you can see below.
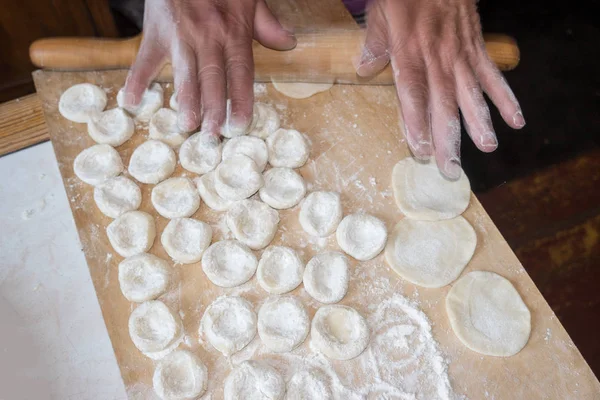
[254,0,297,50]
[172,40,201,131]
[198,42,227,134]
[123,37,166,107]
[355,4,390,77]
[225,35,254,133]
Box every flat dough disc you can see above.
[107,211,156,257]
[286,369,333,400]
[201,240,257,287]
[446,271,531,357]
[59,83,107,123]
[258,295,309,352]
[117,82,164,122]
[257,246,304,294]
[151,177,200,219]
[214,154,264,201]
[226,199,279,250]
[149,108,189,147]
[179,131,222,175]
[303,251,349,304]
[311,305,370,360]
[161,218,212,264]
[194,172,234,211]
[118,253,171,302]
[129,300,183,359]
[266,128,310,168]
[299,191,343,237]
[259,167,306,209]
[392,157,471,221]
[152,350,208,400]
[336,213,388,261]
[248,102,280,138]
[385,216,477,288]
[224,360,285,400]
[129,140,176,184]
[222,135,269,171]
[271,81,333,99]
[87,108,134,146]
[94,176,141,218]
[73,144,123,186]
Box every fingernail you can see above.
[123,92,137,108]
[444,157,462,180]
[480,131,498,150]
[178,110,198,132]
[513,111,526,128]
[228,113,251,135]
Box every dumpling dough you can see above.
[179,131,222,174]
[149,108,189,147]
[303,251,349,304]
[73,144,123,186]
[271,81,333,99]
[194,172,234,211]
[287,369,333,400]
[107,211,156,257]
[392,157,471,221]
[118,253,171,302]
[129,140,176,184]
[248,102,280,139]
[201,240,257,287]
[222,135,269,171]
[94,176,141,218]
[258,296,309,352]
[259,167,306,209]
[299,191,343,237]
[161,218,212,264]
[266,128,310,168]
[200,296,257,356]
[220,99,252,138]
[153,350,207,400]
[311,305,369,360]
[257,246,304,294]
[214,154,264,201]
[87,108,134,146]
[59,83,107,123]
[129,300,183,359]
[227,199,279,250]
[224,360,285,400]
[117,82,164,122]
[151,177,200,219]
[385,216,477,288]
[446,271,531,357]
[336,213,388,261]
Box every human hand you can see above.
[356,0,525,179]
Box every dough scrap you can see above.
[129,300,183,359]
[259,167,306,209]
[87,108,134,146]
[303,251,349,304]
[73,144,123,186]
[248,102,280,139]
[118,253,171,302]
[129,140,176,184]
[286,369,333,400]
[392,157,471,221]
[194,172,234,211]
[149,108,189,147]
[271,81,333,99]
[226,199,279,250]
[446,271,531,357]
[258,295,309,352]
[336,213,388,261]
[179,131,222,175]
[222,135,269,171]
[201,240,257,287]
[311,305,370,360]
[266,128,310,168]
[151,177,200,219]
[257,246,304,294]
[153,350,208,400]
[107,211,156,257]
[385,216,477,288]
[224,360,285,400]
[94,176,141,218]
[161,218,212,264]
[299,191,343,237]
[59,83,107,123]
[117,82,164,122]
[214,154,264,201]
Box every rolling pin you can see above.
[29,31,519,85]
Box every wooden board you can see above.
[0,94,49,156]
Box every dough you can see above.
[161,218,212,264]
[258,296,309,352]
[266,128,310,168]
[392,157,471,221]
[169,92,179,111]
[311,305,369,360]
[107,211,156,257]
[336,213,388,261]
[117,82,164,122]
[179,131,222,175]
[59,83,107,123]
[248,102,280,139]
[303,251,349,304]
[149,108,189,147]
[151,177,200,219]
[153,350,207,400]
[193,172,234,211]
[129,300,183,359]
[226,199,279,250]
[286,369,332,400]
[73,144,123,186]
[87,108,134,146]
[299,191,343,237]
[257,246,304,294]
[259,167,306,209]
[385,217,477,288]
[94,176,141,218]
[224,360,285,400]
[128,140,176,184]
[200,296,257,356]
[222,135,269,171]
[271,81,333,99]
[118,253,171,302]
[446,271,531,357]
[201,240,257,287]
[214,154,264,201]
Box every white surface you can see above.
[0,142,127,400]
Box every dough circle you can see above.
[151,177,200,219]
[107,211,156,257]
[118,253,171,302]
[271,81,333,99]
[194,172,234,211]
[222,135,269,171]
[303,251,349,304]
[201,240,257,287]
[392,157,471,221]
[129,300,183,359]
[257,246,304,294]
[226,200,279,250]
[152,350,208,400]
[59,83,107,123]
[336,213,388,261]
[200,296,257,356]
[248,102,280,138]
[385,216,477,288]
[299,191,343,237]
[179,131,222,174]
[258,295,309,352]
[311,305,370,360]
[266,128,310,168]
[224,360,285,400]
[161,218,212,264]
[446,271,531,357]
[94,176,141,218]
[129,140,176,184]
[149,108,189,147]
[73,144,123,186]
[259,167,306,209]
[286,369,333,400]
[87,108,134,146]
[214,154,264,201]
[117,82,164,122]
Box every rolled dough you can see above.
[118,253,171,303]
[201,240,257,288]
[128,140,176,184]
[226,199,280,250]
[224,360,285,400]
[311,305,370,360]
[94,176,141,218]
[257,295,309,352]
[271,81,333,99]
[179,131,222,175]
[149,108,189,147]
[87,108,134,146]
[151,177,200,219]
[336,213,388,261]
[73,144,123,186]
[152,350,208,400]
[59,83,107,123]
[161,218,212,264]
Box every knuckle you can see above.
[199,64,225,80]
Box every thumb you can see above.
[254,0,297,50]
[355,5,390,77]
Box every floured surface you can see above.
[34,69,600,399]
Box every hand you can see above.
[123,0,296,133]
[356,0,525,179]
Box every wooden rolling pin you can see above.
[30,31,519,84]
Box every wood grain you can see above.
[0,94,49,156]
